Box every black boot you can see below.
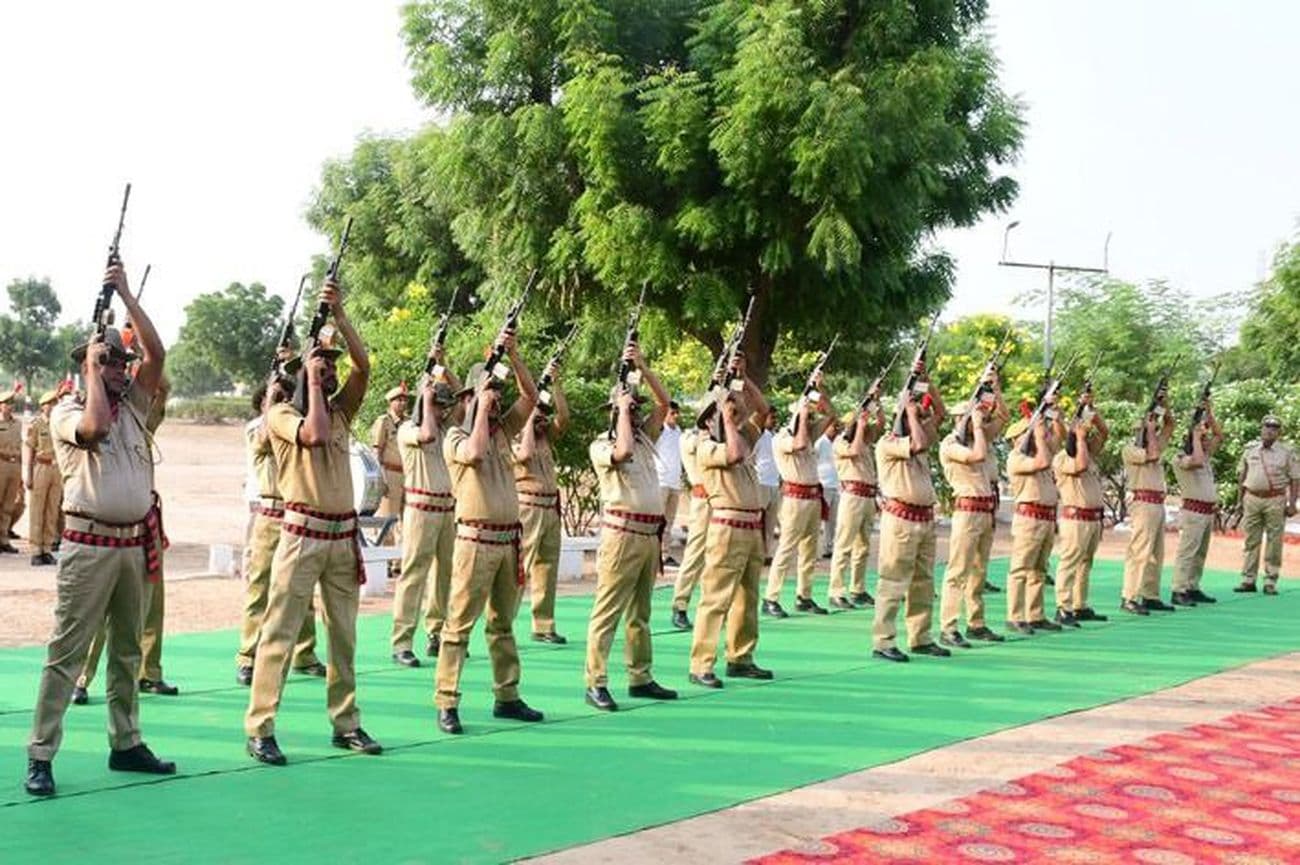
[24,759,55,796]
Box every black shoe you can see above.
[437,708,462,735]
[1142,598,1175,612]
[911,642,952,657]
[762,600,788,619]
[108,743,176,775]
[51,541,60,552]
[1264,583,1279,596]
[1233,581,1257,593]
[30,554,43,566]
[294,662,327,677]
[236,666,253,686]
[850,591,875,607]
[629,680,679,699]
[392,650,421,668]
[532,632,568,645]
[966,626,1005,642]
[794,596,828,615]
[939,631,971,649]
[1045,576,1055,587]
[872,647,909,663]
[24,759,54,796]
[139,678,179,696]
[585,686,618,711]
[1055,610,1081,628]
[1170,591,1197,607]
[493,699,544,723]
[332,728,383,754]
[725,662,774,680]
[1006,620,1035,635]
[689,672,724,689]
[0,543,19,554]
[426,634,441,657]
[1121,599,1150,616]
[40,552,58,566]
[821,550,832,559]
[828,596,855,611]
[71,686,88,705]
[1076,607,1109,622]
[985,582,1002,593]
[1029,619,1063,632]
[671,609,692,630]
[247,736,287,766]
[663,555,679,567]
[1189,589,1217,604]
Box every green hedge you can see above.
[166,396,252,424]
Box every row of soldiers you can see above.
[0,387,67,565]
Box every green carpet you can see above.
[1,559,1296,865]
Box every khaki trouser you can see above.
[828,492,876,598]
[585,528,659,688]
[377,469,405,544]
[1122,500,1166,600]
[237,512,319,669]
[1241,493,1285,585]
[690,520,762,675]
[872,512,936,651]
[245,530,361,737]
[29,541,146,760]
[764,496,820,602]
[661,487,682,551]
[939,509,993,633]
[391,505,456,651]
[1055,517,1102,611]
[671,495,712,612]
[516,503,561,635]
[1006,513,1055,623]
[0,461,21,539]
[29,462,62,553]
[761,485,780,554]
[821,488,839,556]
[434,535,522,710]
[80,573,167,687]
[1173,509,1213,592]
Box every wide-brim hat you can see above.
[430,382,457,407]
[38,390,59,406]
[456,363,501,398]
[71,327,137,364]
[1005,417,1030,440]
[1263,414,1282,428]
[0,389,16,404]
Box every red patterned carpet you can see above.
[751,699,1300,865]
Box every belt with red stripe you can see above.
[603,508,665,537]
[1132,489,1166,505]
[710,507,764,532]
[35,455,55,465]
[282,503,364,584]
[457,519,525,586]
[383,462,403,473]
[518,490,561,516]
[691,484,708,500]
[405,486,455,513]
[842,480,879,499]
[250,496,286,520]
[63,493,168,582]
[1061,505,1104,522]
[1248,488,1287,499]
[882,499,934,523]
[1015,502,1057,522]
[0,454,18,464]
[956,495,997,514]
[781,481,823,500]
[1182,498,1217,515]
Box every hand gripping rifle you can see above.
[707,293,757,442]
[269,274,309,382]
[1181,359,1221,455]
[292,216,352,414]
[1064,351,1104,457]
[890,311,941,438]
[606,283,649,436]
[92,183,132,352]
[1135,358,1179,449]
[411,286,462,427]
[788,333,839,434]
[1018,352,1079,457]
[537,323,581,410]
[954,327,1014,447]
[483,270,537,385]
[845,351,899,440]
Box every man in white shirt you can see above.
[654,401,684,565]
[816,418,842,558]
[754,409,780,562]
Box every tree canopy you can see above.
[168,282,283,394]
[0,277,78,390]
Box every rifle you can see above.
[137,264,151,302]
[954,327,1014,446]
[707,293,757,442]
[890,310,942,438]
[537,323,581,409]
[613,283,649,392]
[1135,358,1179,448]
[1064,351,1104,457]
[1018,352,1079,456]
[92,183,132,350]
[788,333,840,434]
[292,216,352,414]
[844,351,899,440]
[411,286,462,427]
[483,270,537,384]
[269,274,309,381]
[1181,359,1221,455]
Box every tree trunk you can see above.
[741,271,777,390]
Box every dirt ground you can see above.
[1,420,1297,648]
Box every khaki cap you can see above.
[39,390,59,406]
[71,327,137,364]
[1262,414,1282,427]
[385,384,409,402]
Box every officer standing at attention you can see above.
[25,262,175,797]
[390,354,460,666]
[1121,403,1176,615]
[245,278,382,766]
[435,329,544,735]
[1170,401,1223,606]
[827,400,884,611]
[372,383,409,544]
[1051,395,1110,624]
[668,410,712,630]
[585,344,679,711]
[514,359,568,645]
[0,388,22,553]
[24,390,63,566]
[1234,414,1299,595]
[872,364,948,662]
[1005,405,1063,635]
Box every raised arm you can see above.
[416,380,440,445]
[329,279,370,419]
[111,262,164,398]
[611,390,637,464]
[297,348,333,448]
[631,343,670,431]
[456,382,499,465]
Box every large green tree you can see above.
[1239,237,1300,381]
[0,277,63,388]
[171,282,284,392]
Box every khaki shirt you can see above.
[399,421,452,495]
[1238,441,1298,494]
[1008,446,1060,505]
[773,429,818,485]
[371,411,403,470]
[268,403,355,513]
[696,422,764,510]
[874,435,936,507]
[25,415,55,460]
[1052,449,1104,508]
[680,429,702,487]
[834,433,878,484]
[939,434,992,497]
[591,431,663,515]
[0,416,21,461]
[1123,443,1167,494]
[245,417,280,499]
[53,384,155,523]
[445,411,525,524]
[512,430,558,495]
[1173,455,1216,503]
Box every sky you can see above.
[1,1,1298,344]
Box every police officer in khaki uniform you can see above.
[514,359,568,645]
[1234,414,1299,595]
[235,379,323,686]
[585,345,678,710]
[1005,405,1063,634]
[25,390,63,565]
[688,355,774,687]
[1052,396,1110,624]
[25,262,175,797]
[390,357,461,666]
[763,375,833,617]
[372,384,409,543]
[669,414,711,629]
[435,329,544,735]
[872,367,948,662]
[245,279,382,765]
[828,400,884,610]
[1171,402,1222,606]
[0,389,22,553]
[1121,404,1176,615]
